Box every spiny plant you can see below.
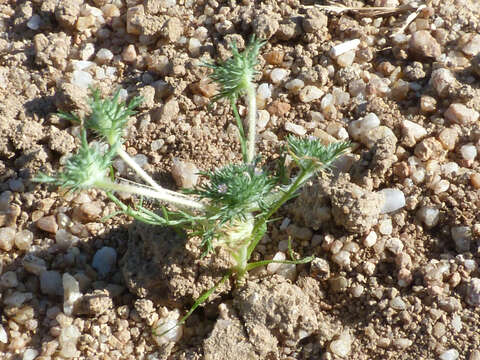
[35,37,350,335]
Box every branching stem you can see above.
[246,83,257,163]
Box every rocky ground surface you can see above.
[1,0,480,359]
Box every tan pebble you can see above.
[122,44,137,63]
[445,103,479,125]
[469,350,480,360]
[264,50,284,66]
[408,30,441,58]
[102,4,120,18]
[420,95,437,112]
[36,215,58,233]
[471,173,480,189]
[414,137,445,161]
[76,15,96,31]
[438,128,458,150]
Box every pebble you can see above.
[386,237,404,255]
[58,325,81,358]
[27,14,41,30]
[438,128,458,150]
[4,291,32,306]
[267,100,290,117]
[430,68,455,97]
[393,338,412,349]
[188,38,201,57]
[40,271,63,296]
[440,349,459,360]
[451,226,472,253]
[336,50,356,67]
[171,158,199,189]
[0,324,7,343]
[284,121,306,136]
[408,30,441,58]
[0,226,16,251]
[332,250,351,267]
[461,34,480,56]
[414,137,444,161]
[466,278,480,307]
[310,257,330,280]
[378,188,405,214]
[0,271,18,288]
[329,331,352,357]
[402,120,427,142]
[285,78,304,94]
[257,83,272,101]
[445,103,479,125]
[55,229,79,250]
[299,85,324,103]
[417,206,440,228]
[63,273,82,316]
[363,231,377,247]
[471,173,480,189]
[329,276,348,292]
[122,44,137,62]
[23,348,39,360]
[470,350,480,360]
[420,95,437,112]
[72,70,93,88]
[348,113,380,141]
[270,68,288,84]
[23,254,47,275]
[378,218,392,235]
[92,246,117,277]
[460,144,477,162]
[390,296,407,310]
[152,308,183,346]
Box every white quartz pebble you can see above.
[378,188,405,214]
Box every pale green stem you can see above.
[117,147,201,203]
[245,83,257,163]
[234,243,249,284]
[95,179,204,210]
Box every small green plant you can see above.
[35,37,350,334]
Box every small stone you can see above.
[329,276,348,292]
[267,252,286,274]
[92,246,117,277]
[348,113,380,141]
[264,50,284,65]
[470,173,480,189]
[402,120,427,142]
[0,271,18,288]
[40,271,63,296]
[390,296,406,310]
[329,332,352,357]
[386,237,403,255]
[460,144,477,162]
[63,273,82,316]
[23,254,47,275]
[396,253,412,269]
[152,308,183,346]
[462,34,480,56]
[188,38,201,57]
[285,79,304,94]
[0,226,16,251]
[408,30,441,58]
[415,137,445,162]
[433,322,446,339]
[76,289,113,316]
[332,250,351,267]
[23,348,39,360]
[378,188,405,214]
[393,338,412,349]
[336,50,356,67]
[95,48,114,64]
[466,278,480,307]
[36,215,59,233]
[451,226,472,253]
[439,349,459,360]
[171,158,199,189]
[299,85,324,103]
[284,122,306,136]
[430,68,456,97]
[438,128,458,150]
[363,231,377,247]
[310,257,330,280]
[270,68,288,84]
[59,325,81,358]
[122,44,137,63]
[470,350,480,360]
[417,206,440,228]
[0,324,7,343]
[164,17,183,43]
[72,70,93,89]
[257,83,272,101]
[73,201,102,223]
[420,95,437,112]
[378,218,392,235]
[102,4,120,18]
[445,103,479,125]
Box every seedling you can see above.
[35,37,350,335]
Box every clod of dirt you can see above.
[291,175,383,234]
[121,221,231,307]
[204,275,318,360]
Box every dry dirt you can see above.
[1,0,480,359]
